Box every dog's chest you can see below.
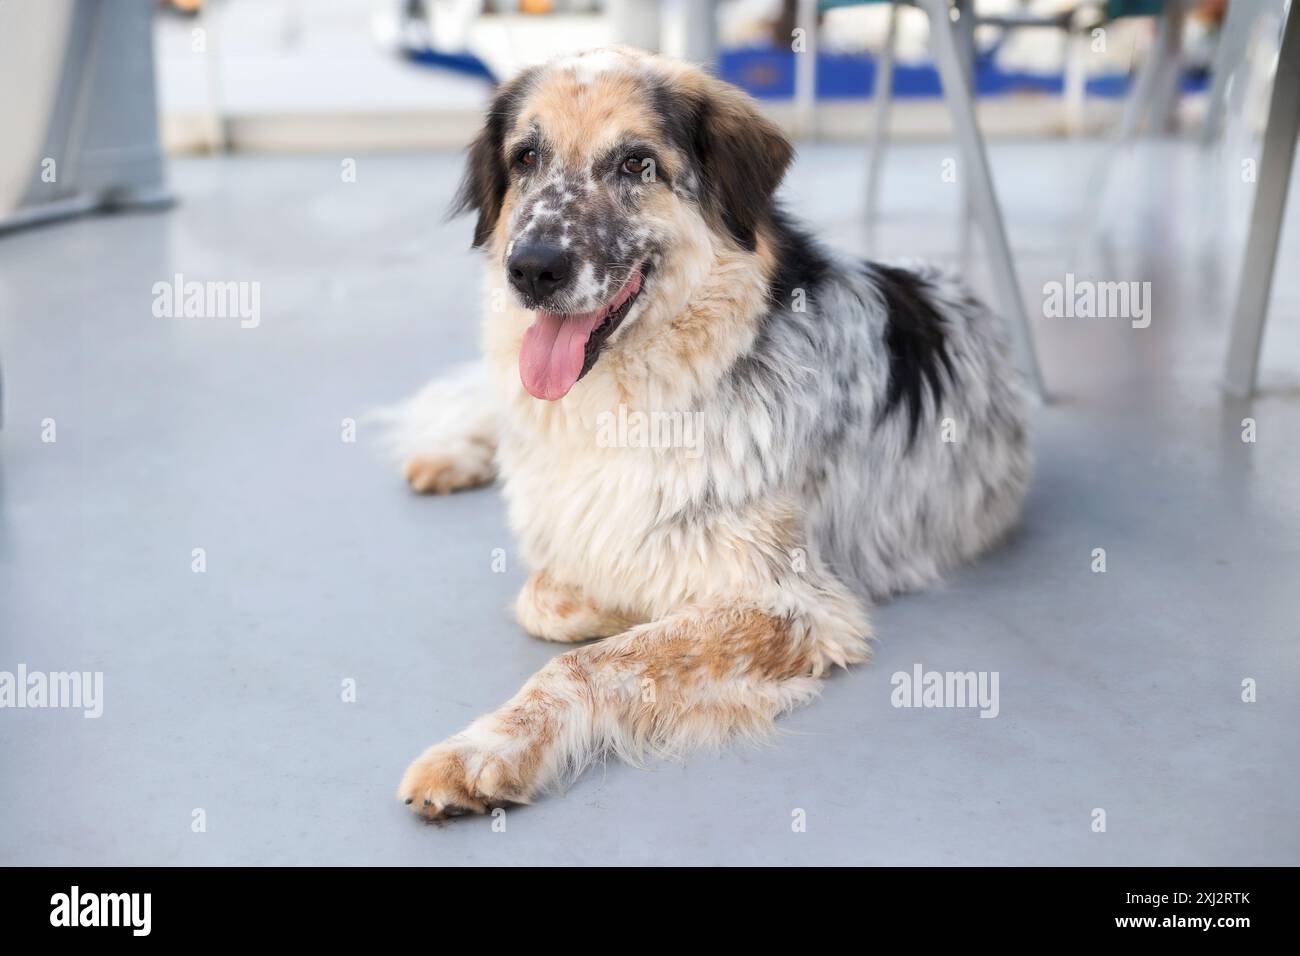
[503,423,691,540]
[498,416,720,607]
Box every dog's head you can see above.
[452,48,793,401]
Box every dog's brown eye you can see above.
[622,156,647,176]
[517,148,538,169]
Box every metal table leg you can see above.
[679,0,717,66]
[1202,0,1262,145]
[955,0,977,269]
[865,1,901,240]
[795,0,818,138]
[1148,0,1187,135]
[917,0,1047,399]
[1224,0,1300,397]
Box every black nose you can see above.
[507,243,571,301]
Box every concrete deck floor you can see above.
[1,141,1297,865]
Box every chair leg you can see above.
[1114,5,1179,142]
[1202,0,1262,146]
[1077,7,1178,249]
[955,0,977,271]
[1064,27,1087,135]
[865,1,900,239]
[1224,1,1300,398]
[795,0,818,138]
[916,0,1046,399]
[1147,0,1186,135]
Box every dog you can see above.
[388,48,1030,820]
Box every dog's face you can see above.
[453,49,793,400]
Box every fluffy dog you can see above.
[389,48,1030,819]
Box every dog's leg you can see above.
[372,361,498,494]
[514,571,641,643]
[398,596,869,818]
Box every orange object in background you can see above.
[1195,0,1228,25]
[520,0,554,14]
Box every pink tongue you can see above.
[519,307,606,401]
[518,271,642,401]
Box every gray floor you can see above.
[1,141,1298,866]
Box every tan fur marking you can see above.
[514,570,641,643]
[397,607,845,818]
[404,452,493,495]
[397,749,488,816]
[520,70,659,167]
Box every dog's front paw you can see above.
[397,737,522,821]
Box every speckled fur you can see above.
[389,49,1030,819]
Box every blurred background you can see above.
[0,2,1281,174]
[142,0,1234,151]
[148,0,1230,147]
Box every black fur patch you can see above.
[449,68,538,248]
[870,264,955,447]
[649,81,701,172]
[649,80,792,251]
[767,207,831,308]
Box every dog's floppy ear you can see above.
[692,80,794,251]
[450,69,537,249]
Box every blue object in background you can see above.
[718,46,1207,101]
[399,42,1207,102]
[403,47,497,82]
